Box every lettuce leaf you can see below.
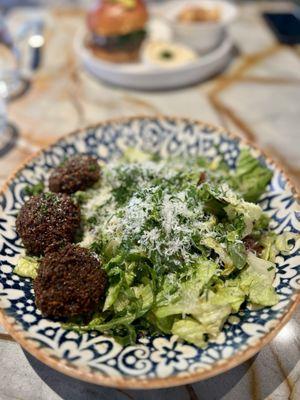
[171,289,234,344]
[227,242,247,270]
[122,148,152,163]
[225,201,262,238]
[155,259,218,318]
[239,252,278,306]
[261,232,299,263]
[260,233,278,263]
[132,283,154,314]
[14,256,39,279]
[172,318,207,348]
[230,149,273,202]
[212,284,245,313]
[147,313,177,334]
[201,237,233,274]
[103,256,125,311]
[103,255,153,314]
[192,293,232,338]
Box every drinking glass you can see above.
[0,14,21,142]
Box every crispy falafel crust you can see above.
[49,155,101,194]
[16,193,81,256]
[34,244,107,318]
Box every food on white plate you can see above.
[15,149,298,348]
[178,5,221,23]
[143,41,197,68]
[86,0,148,63]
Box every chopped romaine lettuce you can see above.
[172,318,207,348]
[59,150,289,349]
[225,201,262,237]
[122,148,153,163]
[14,256,39,279]
[192,293,232,338]
[247,251,276,280]
[155,259,217,318]
[227,242,247,271]
[261,232,299,262]
[239,252,278,306]
[230,149,273,202]
[212,284,245,313]
[201,237,233,272]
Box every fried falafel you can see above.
[34,244,107,318]
[16,192,81,256]
[49,155,101,194]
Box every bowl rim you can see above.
[0,115,299,390]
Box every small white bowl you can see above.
[163,0,238,53]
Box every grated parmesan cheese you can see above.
[79,156,252,269]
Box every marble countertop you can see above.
[0,1,299,399]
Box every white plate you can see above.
[74,18,234,90]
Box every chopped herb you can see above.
[58,156,70,167]
[88,164,98,172]
[39,203,48,214]
[38,192,60,214]
[24,182,45,196]
[160,50,174,60]
[90,241,104,255]
[87,216,98,227]
[73,191,90,205]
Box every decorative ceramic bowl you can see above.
[0,117,299,389]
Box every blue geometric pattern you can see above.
[0,117,299,380]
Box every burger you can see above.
[87,0,148,63]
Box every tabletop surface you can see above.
[0,1,299,399]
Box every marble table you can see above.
[0,2,299,399]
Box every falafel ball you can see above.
[34,244,107,318]
[49,155,101,194]
[16,192,81,256]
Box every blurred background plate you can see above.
[74,18,234,91]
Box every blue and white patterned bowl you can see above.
[0,117,299,389]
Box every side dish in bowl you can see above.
[164,0,237,53]
[178,5,221,23]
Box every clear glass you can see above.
[0,13,23,94]
[0,14,20,139]
[0,96,6,129]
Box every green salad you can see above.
[16,149,296,348]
